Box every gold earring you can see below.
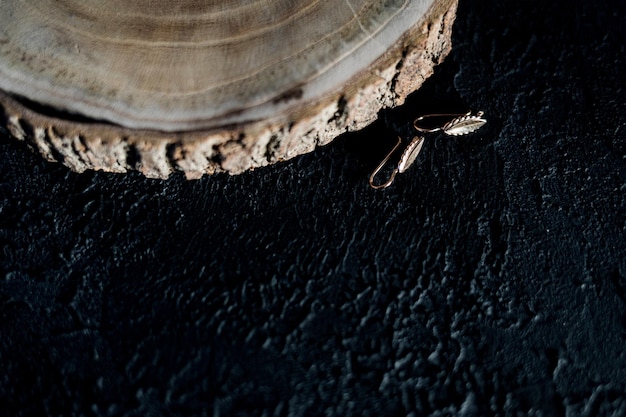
[369,135,425,189]
[413,111,486,135]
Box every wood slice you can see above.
[0,0,457,178]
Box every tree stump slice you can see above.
[0,0,457,179]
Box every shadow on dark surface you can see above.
[1,0,626,416]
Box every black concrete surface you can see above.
[1,1,626,416]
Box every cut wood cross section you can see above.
[0,0,457,178]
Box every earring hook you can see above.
[369,136,402,189]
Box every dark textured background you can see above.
[2,1,626,416]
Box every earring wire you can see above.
[369,136,402,189]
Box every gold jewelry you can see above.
[369,111,487,189]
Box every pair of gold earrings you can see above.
[369,111,487,189]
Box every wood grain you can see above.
[0,0,457,178]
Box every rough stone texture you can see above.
[1,0,626,416]
[0,0,457,179]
